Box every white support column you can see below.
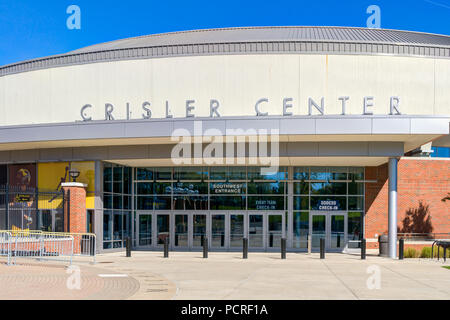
[388,158,398,259]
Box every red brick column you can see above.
[62,182,87,234]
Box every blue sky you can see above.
[0,0,449,66]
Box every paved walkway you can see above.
[1,252,449,300]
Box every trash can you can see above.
[379,235,389,257]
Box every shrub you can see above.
[404,248,419,258]
[420,246,449,258]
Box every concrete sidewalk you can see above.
[0,252,449,300]
[95,251,450,300]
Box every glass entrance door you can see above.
[311,214,326,250]
[330,214,345,250]
[211,214,226,249]
[138,213,152,247]
[192,214,207,248]
[267,214,283,249]
[174,214,189,248]
[310,212,347,251]
[248,214,264,249]
[229,214,244,249]
[156,214,170,246]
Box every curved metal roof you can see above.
[71,26,450,53]
[2,26,450,77]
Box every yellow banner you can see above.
[37,161,96,209]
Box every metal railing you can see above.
[0,230,96,265]
[397,233,450,242]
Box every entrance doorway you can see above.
[310,212,347,252]
[135,211,285,251]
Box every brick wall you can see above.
[63,185,87,235]
[365,158,450,249]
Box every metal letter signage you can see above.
[80,96,401,122]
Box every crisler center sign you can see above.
[80,96,402,121]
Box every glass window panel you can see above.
[349,182,364,195]
[124,167,131,194]
[293,196,309,210]
[173,195,208,210]
[330,215,345,249]
[113,182,123,194]
[136,182,153,195]
[174,215,188,247]
[210,196,245,210]
[113,166,123,182]
[348,212,363,248]
[113,212,123,242]
[268,215,282,248]
[139,214,152,246]
[248,196,284,210]
[293,212,309,249]
[248,167,287,181]
[103,166,112,182]
[294,182,309,195]
[157,215,170,245]
[154,182,172,195]
[103,180,112,193]
[174,167,205,181]
[311,182,346,195]
[136,168,153,181]
[193,214,207,247]
[230,214,244,248]
[124,196,131,210]
[154,168,172,180]
[310,196,346,211]
[103,242,112,249]
[349,167,364,181]
[103,194,113,209]
[247,181,284,194]
[154,196,171,210]
[310,167,330,181]
[209,167,227,180]
[210,182,246,195]
[311,215,326,249]
[123,211,131,239]
[293,167,309,180]
[113,195,123,209]
[136,196,153,210]
[211,215,226,248]
[249,215,264,247]
[174,182,208,195]
[227,167,246,180]
[348,197,364,211]
[329,167,347,180]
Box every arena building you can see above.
[0,26,449,258]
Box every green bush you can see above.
[420,246,449,258]
[404,248,419,258]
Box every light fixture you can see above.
[69,169,80,182]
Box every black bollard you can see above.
[281,238,286,259]
[444,247,447,262]
[269,233,273,247]
[203,237,208,258]
[126,237,131,258]
[175,234,179,247]
[243,238,248,259]
[399,238,404,260]
[320,238,325,259]
[361,238,366,260]
[221,234,225,247]
[164,237,169,258]
[337,234,341,248]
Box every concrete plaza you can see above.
[0,251,449,300]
